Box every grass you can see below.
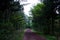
[35,31,57,40]
[19,31,24,40]
[45,35,57,40]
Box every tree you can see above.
[0,0,25,40]
[43,0,59,35]
[31,3,46,32]
[31,0,58,35]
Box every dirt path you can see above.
[23,29,46,40]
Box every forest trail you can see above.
[23,29,46,40]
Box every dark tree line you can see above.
[31,0,60,35]
[0,0,25,40]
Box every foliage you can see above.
[43,0,60,35]
[31,0,59,35]
[0,0,25,40]
[31,3,45,17]
[31,3,46,32]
